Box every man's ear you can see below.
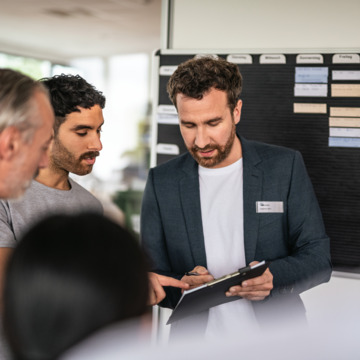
[0,126,22,161]
[233,99,242,125]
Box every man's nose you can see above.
[88,134,103,151]
[194,128,210,149]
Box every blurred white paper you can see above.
[294,84,327,97]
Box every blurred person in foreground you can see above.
[0,68,54,287]
[0,69,54,199]
[0,68,54,360]
[141,56,332,337]
[3,213,151,360]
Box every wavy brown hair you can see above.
[167,56,242,113]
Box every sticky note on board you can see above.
[329,117,360,128]
[329,128,360,138]
[329,137,360,148]
[293,103,327,114]
[332,70,360,81]
[295,67,328,83]
[330,107,360,117]
[294,84,327,97]
[331,84,360,97]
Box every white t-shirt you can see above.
[199,158,258,337]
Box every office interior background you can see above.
[1,0,359,341]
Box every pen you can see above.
[185,271,200,276]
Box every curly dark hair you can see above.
[40,74,106,134]
[167,56,242,113]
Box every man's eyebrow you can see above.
[206,117,222,122]
[70,122,104,131]
[71,125,93,131]
[180,119,194,124]
[180,117,222,124]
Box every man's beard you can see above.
[188,122,236,168]
[50,138,99,175]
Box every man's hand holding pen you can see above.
[181,266,214,290]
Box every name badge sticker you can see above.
[256,201,284,213]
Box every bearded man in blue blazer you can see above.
[141,56,332,336]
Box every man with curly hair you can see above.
[141,56,332,336]
[0,74,187,315]
[0,73,105,360]
[0,74,105,263]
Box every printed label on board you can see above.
[260,54,286,64]
[157,114,179,125]
[227,54,253,64]
[332,54,360,64]
[157,105,177,115]
[156,143,180,155]
[159,66,178,76]
[296,54,323,64]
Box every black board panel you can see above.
[154,51,360,273]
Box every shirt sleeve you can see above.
[0,200,17,248]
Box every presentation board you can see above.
[152,50,360,273]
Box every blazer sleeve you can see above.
[268,151,332,296]
[140,168,183,308]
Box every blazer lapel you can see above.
[179,155,207,268]
[241,137,262,263]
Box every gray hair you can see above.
[0,69,49,143]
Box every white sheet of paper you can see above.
[329,128,360,138]
[295,84,327,97]
[332,70,360,81]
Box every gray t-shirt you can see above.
[0,178,103,247]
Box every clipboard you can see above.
[167,261,270,324]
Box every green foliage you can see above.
[112,190,144,240]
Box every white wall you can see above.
[167,0,360,51]
[301,273,360,326]
[160,0,360,324]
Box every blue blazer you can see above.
[141,136,332,322]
